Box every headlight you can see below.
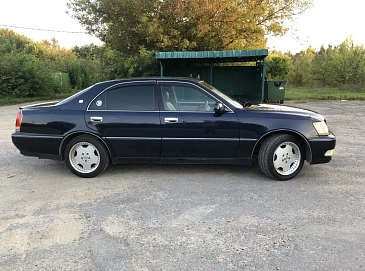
[313,121,329,136]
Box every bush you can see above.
[52,72,72,94]
[266,55,291,80]
[0,53,54,97]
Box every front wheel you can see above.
[65,135,110,178]
[258,134,304,181]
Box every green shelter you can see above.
[156,49,268,103]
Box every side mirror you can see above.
[214,103,225,114]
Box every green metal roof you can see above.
[156,49,268,62]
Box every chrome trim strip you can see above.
[160,111,235,114]
[87,109,232,114]
[162,138,239,141]
[87,110,159,112]
[105,137,239,141]
[103,80,157,92]
[86,79,235,113]
[106,137,161,140]
[240,138,258,142]
[12,134,62,139]
[20,134,252,142]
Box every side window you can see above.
[174,86,208,103]
[161,84,216,112]
[105,85,155,111]
[89,92,106,110]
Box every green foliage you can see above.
[67,0,312,78]
[52,72,72,94]
[287,47,315,87]
[286,37,365,90]
[117,47,159,78]
[67,58,105,89]
[72,44,111,83]
[310,45,335,87]
[71,44,159,80]
[265,54,292,80]
[0,28,106,97]
[0,29,35,54]
[0,29,81,97]
[67,0,312,53]
[0,53,54,97]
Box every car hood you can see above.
[243,103,325,121]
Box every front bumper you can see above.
[308,133,336,164]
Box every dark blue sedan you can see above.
[12,78,336,180]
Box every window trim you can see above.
[87,81,158,112]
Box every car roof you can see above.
[93,77,203,86]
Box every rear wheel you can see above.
[65,135,110,178]
[258,134,304,181]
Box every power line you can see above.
[0,24,87,34]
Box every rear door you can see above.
[158,81,240,161]
[85,81,161,162]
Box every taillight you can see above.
[15,111,23,132]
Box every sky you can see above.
[0,0,364,53]
[267,0,365,52]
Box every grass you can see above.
[285,87,365,101]
[1,87,365,106]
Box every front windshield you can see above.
[200,81,243,109]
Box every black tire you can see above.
[258,134,304,181]
[65,135,110,178]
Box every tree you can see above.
[310,45,336,87]
[330,38,365,87]
[266,53,292,80]
[0,28,35,54]
[288,47,315,87]
[67,0,313,53]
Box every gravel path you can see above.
[1,100,364,270]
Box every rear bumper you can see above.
[12,133,63,160]
[308,133,336,164]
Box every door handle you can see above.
[164,117,178,123]
[90,117,103,122]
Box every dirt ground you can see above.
[0,100,364,270]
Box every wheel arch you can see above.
[252,129,312,162]
[59,131,113,160]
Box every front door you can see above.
[158,81,240,162]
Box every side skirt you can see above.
[111,157,251,166]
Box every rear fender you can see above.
[59,132,114,160]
